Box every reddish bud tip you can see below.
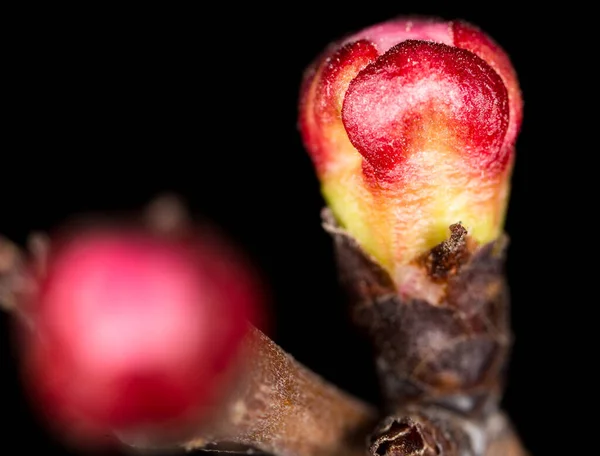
[451,20,523,149]
[342,40,509,175]
[18,226,264,447]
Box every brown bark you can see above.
[118,326,378,456]
[322,208,528,455]
[368,406,527,456]
[323,209,511,416]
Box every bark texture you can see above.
[124,326,377,456]
[323,209,527,455]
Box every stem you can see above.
[179,326,377,456]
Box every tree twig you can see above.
[163,326,376,456]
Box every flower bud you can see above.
[16,224,264,448]
[299,18,522,275]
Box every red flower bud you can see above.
[299,17,523,274]
[16,225,265,448]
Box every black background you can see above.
[1,4,589,455]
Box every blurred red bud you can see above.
[15,223,266,448]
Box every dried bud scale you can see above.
[368,406,527,456]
